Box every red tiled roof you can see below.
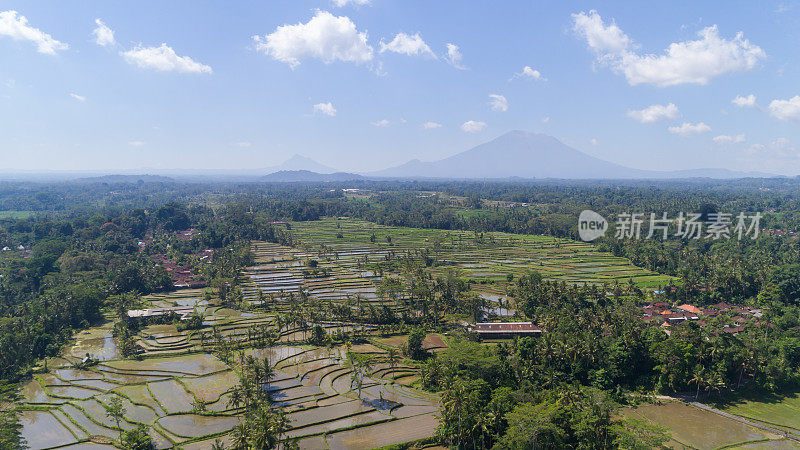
[678,304,702,315]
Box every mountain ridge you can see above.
[261,170,363,182]
[369,131,775,179]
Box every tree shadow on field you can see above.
[362,397,401,412]
[709,386,800,409]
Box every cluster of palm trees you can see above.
[227,353,291,449]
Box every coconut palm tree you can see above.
[689,367,706,400]
[386,347,399,371]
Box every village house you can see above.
[639,300,760,333]
[470,322,542,339]
[153,254,207,289]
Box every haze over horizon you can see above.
[2,1,800,174]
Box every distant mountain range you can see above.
[368,131,774,180]
[261,170,363,182]
[0,133,779,182]
[264,154,337,174]
[74,174,175,183]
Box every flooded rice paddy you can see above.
[621,402,790,449]
[19,284,439,448]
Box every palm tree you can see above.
[275,314,287,341]
[273,410,291,446]
[472,411,494,450]
[230,423,248,450]
[386,347,399,371]
[689,367,706,400]
[227,388,243,410]
[441,381,468,448]
[260,357,275,392]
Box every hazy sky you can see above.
[1,1,799,174]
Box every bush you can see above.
[121,426,155,450]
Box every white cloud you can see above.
[236,141,252,148]
[313,102,337,116]
[0,10,68,55]
[732,94,757,108]
[380,32,435,58]
[460,120,486,133]
[768,96,800,121]
[445,43,465,69]
[512,66,545,81]
[713,134,746,144]
[122,43,212,74]
[572,10,631,55]
[371,119,389,127]
[668,122,711,137]
[626,103,680,123]
[332,0,370,6]
[422,121,442,129]
[128,141,145,147]
[590,138,599,145]
[488,94,508,112]
[92,19,115,47]
[572,10,765,87]
[69,93,86,102]
[253,11,373,68]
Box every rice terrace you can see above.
[15,218,669,449]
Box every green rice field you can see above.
[715,391,800,437]
[622,402,800,449]
[288,218,673,288]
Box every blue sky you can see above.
[1,1,799,174]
